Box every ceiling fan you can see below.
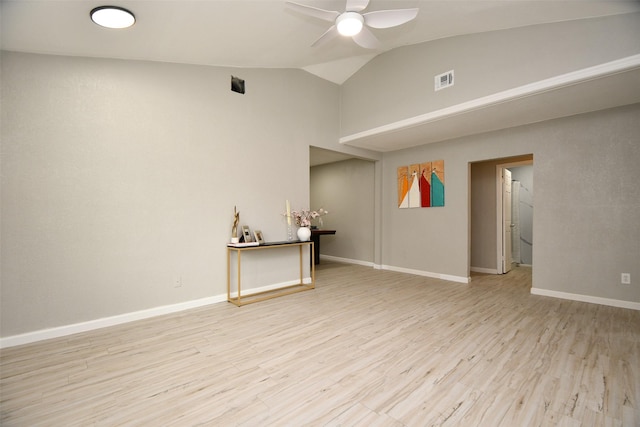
[286,0,419,49]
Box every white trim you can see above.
[531,288,640,311]
[340,54,640,145]
[440,273,470,283]
[320,254,375,267]
[470,266,499,275]
[1,275,319,348]
[380,264,470,284]
[1,276,316,348]
[12,270,636,349]
[0,296,224,348]
[1,275,318,349]
[322,256,470,283]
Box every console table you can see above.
[226,241,315,306]
[311,229,336,264]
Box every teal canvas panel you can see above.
[431,172,445,207]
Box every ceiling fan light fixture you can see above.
[90,6,135,29]
[336,12,364,36]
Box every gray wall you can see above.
[2,12,639,339]
[0,51,379,337]
[310,159,375,263]
[341,12,640,137]
[382,104,640,303]
[469,161,498,271]
[345,12,640,303]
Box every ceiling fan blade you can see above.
[345,0,369,12]
[285,1,340,23]
[363,8,419,29]
[312,25,338,47]
[352,26,380,49]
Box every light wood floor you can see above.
[1,263,639,426]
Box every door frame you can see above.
[496,160,533,273]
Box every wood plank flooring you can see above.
[1,263,639,426]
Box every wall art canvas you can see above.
[408,164,421,208]
[431,159,445,207]
[397,160,445,208]
[397,166,409,208]
[420,161,431,207]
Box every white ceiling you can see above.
[2,0,639,85]
[2,0,639,155]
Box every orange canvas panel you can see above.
[397,166,409,208]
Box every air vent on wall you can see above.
[435,70,454,91]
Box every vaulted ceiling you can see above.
[2,0,639,84]
[2,1,639,154]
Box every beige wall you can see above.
[340,12,640,303]
[381,104,640,303]
[341,12,640,136]
[3,12,640,340]
[0,52,376,337]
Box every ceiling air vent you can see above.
[435,70,454,91]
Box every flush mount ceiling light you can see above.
[90,6,135,29]
[336,12,363,36]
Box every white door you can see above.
[511,181,521,264]
[502,168,513,273]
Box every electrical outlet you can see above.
[174,276,183,288]
[621,273,631,285]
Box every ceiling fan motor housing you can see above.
[336,12,364,36]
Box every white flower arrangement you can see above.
[289,208,329,227]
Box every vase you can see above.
[297,226,311,242]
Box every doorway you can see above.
[469,155,533,275]
[309,147,378,266]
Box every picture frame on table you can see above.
[253,230,264,244]
[241,225,253,243]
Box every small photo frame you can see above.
[254,230,264,244]
[241,225,253,242]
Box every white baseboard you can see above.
[531,288,640,311]
[380,264,470,284]
[320,256,469,284]
[0,276,312,349]
[470,266,499,274]
[0,296,223,348]
[320,254,375,267]
[16,271,637,348]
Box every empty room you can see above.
[1,1,639,425]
